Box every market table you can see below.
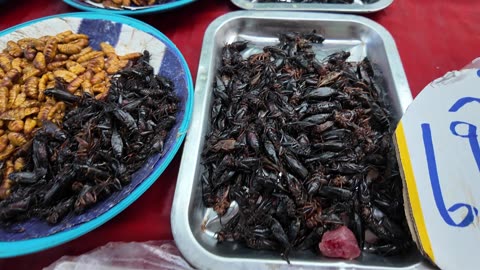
[0,0,479,269]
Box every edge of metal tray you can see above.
[231,0,394,13]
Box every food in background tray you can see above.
[0,32,179,226]
[201,31,413,261]
[84,0,170,9]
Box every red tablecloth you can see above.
[0,0,479,269]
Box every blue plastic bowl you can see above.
[0,12,193,258]
[63,0,196,15]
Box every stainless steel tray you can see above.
[231,0,394,13]
[172,11,433,270]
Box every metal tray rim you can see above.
[230,0,394,13]
[172,10,418,270]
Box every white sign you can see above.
[395,68,480,270]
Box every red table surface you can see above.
[0,0,479,269]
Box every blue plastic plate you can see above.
[0,12,193,258]
[63,0,196,15]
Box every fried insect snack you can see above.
[86,0,164,9]
[0,30,141,199]
[202,32,412,260]
[0,51,179,226]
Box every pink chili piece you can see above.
[319,226,361,260]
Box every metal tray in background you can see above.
[231,0,394,13]
[172,11,433,270]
